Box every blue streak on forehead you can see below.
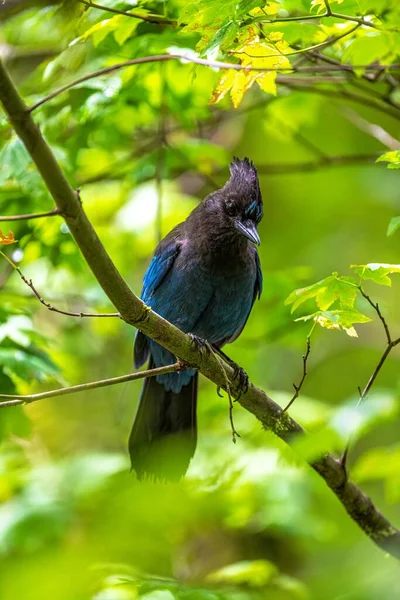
[244,200,263,223]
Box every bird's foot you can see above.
[211,346,249,400]
[188,333,213,357]
[232,365,249,401]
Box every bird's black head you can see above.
[216,157,263,246]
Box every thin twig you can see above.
[283,336,311,412]
[0,250,121,319]
[214,353,241,443]
[0,208,61,221]
[324,0,332,15]
[281,82,400,121]
[359,287,392,345]
[79,0,176,24]
[341,288,400,467]
[0,363,181,408]
[249,9,386,30]
[255,153,380,174]
[27,54,400,112]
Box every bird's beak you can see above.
[234,219,261,246]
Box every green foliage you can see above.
[376,150,400,169]
[285,273,372,336]
[351,262,400,286]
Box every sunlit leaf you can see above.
[211,36,293,107]
[376,150,400,169]
[285,274,357,313]
[351,263,400,286]
[207,559,278,587]
[296,309,371,336]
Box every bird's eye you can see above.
[225,201,237,217]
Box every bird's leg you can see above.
[212,345,249,401]
[188,333,214,356]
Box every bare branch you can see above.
[256,153,380,174]
[0,363,181,408]
[248,9,388,30]
[0,208,61,221]
[283,337,311,412]
[341,108,400,150]
[341,287,399,467]
[79,0,176,25]
[2,57,400,560]
[1,250,121,319]
[359,287,392,345]
[281,81,400,121]
[324,0,332,15]
[27,54,400,112]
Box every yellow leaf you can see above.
[231,71,256,107]
[249,3,279,17]
[0,230,17,245]
[210,69,237,105]
[256,71,277,95]
[210,35,293,108]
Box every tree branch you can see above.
[341,288,400,467]
[0,363,181,408]
[249,9,386,30]
[1,57,400,560]
[0,250,121,319]
[27,54,400,113]
[0,208,61,221]
[256,153,381,174]
[283,336,311,412]
[79,0,176,25]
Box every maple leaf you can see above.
[210,36,293,108]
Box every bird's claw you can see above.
[188,333,212,357]
[233,365,249,401]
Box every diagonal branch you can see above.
[0,363,181,408]
[79,0,176,25]
[1,57,400,560]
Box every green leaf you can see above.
[285,274,357,313]
[81,15,139,47]
[376,150,400,169]
[351,263,400,286]
[387,216,400,237]
[207,559,278,587]
[343,32,396,69]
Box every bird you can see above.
[129,157,263,480]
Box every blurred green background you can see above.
[0,0,400,598]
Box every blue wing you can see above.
[134,240,181,367]
[142,241,181,304]
[226,249,262,344]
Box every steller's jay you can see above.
[129,157,263,480]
